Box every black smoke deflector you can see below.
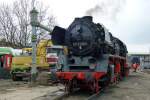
[51,26,66,45]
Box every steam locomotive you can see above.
[51,16,129,93]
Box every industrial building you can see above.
[128,53,150,69]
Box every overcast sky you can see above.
[0,0,150,53]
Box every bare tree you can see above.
[0,4,17,47]
[0,0,56,48]
[13,0,30,47]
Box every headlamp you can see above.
[89,64,96,70]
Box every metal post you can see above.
[31,26,37,83]
[39,24,52,32]
[30,8,38,83]
[30,7,52,84]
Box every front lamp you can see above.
[89,64,96,70]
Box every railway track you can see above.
[87,89,104,100]
[53,88,105,100]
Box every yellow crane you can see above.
[11,39,52,81]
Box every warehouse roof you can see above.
[128,52,150,56]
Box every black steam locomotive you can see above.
[51,16,129,93]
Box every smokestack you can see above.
[82,16,93,22]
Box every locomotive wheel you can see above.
[65,80,73,93]
[116,73,120,84]
[125,68,129,77]
[122,68,129,77]
[92,80,100,93]
[118,73,123,81]
[99,76,110,88]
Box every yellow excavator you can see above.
[11,39,52,81]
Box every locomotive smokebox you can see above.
[65,16,115,56]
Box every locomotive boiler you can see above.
[51,16,129,93]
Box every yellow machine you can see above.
[11,39,52,81]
